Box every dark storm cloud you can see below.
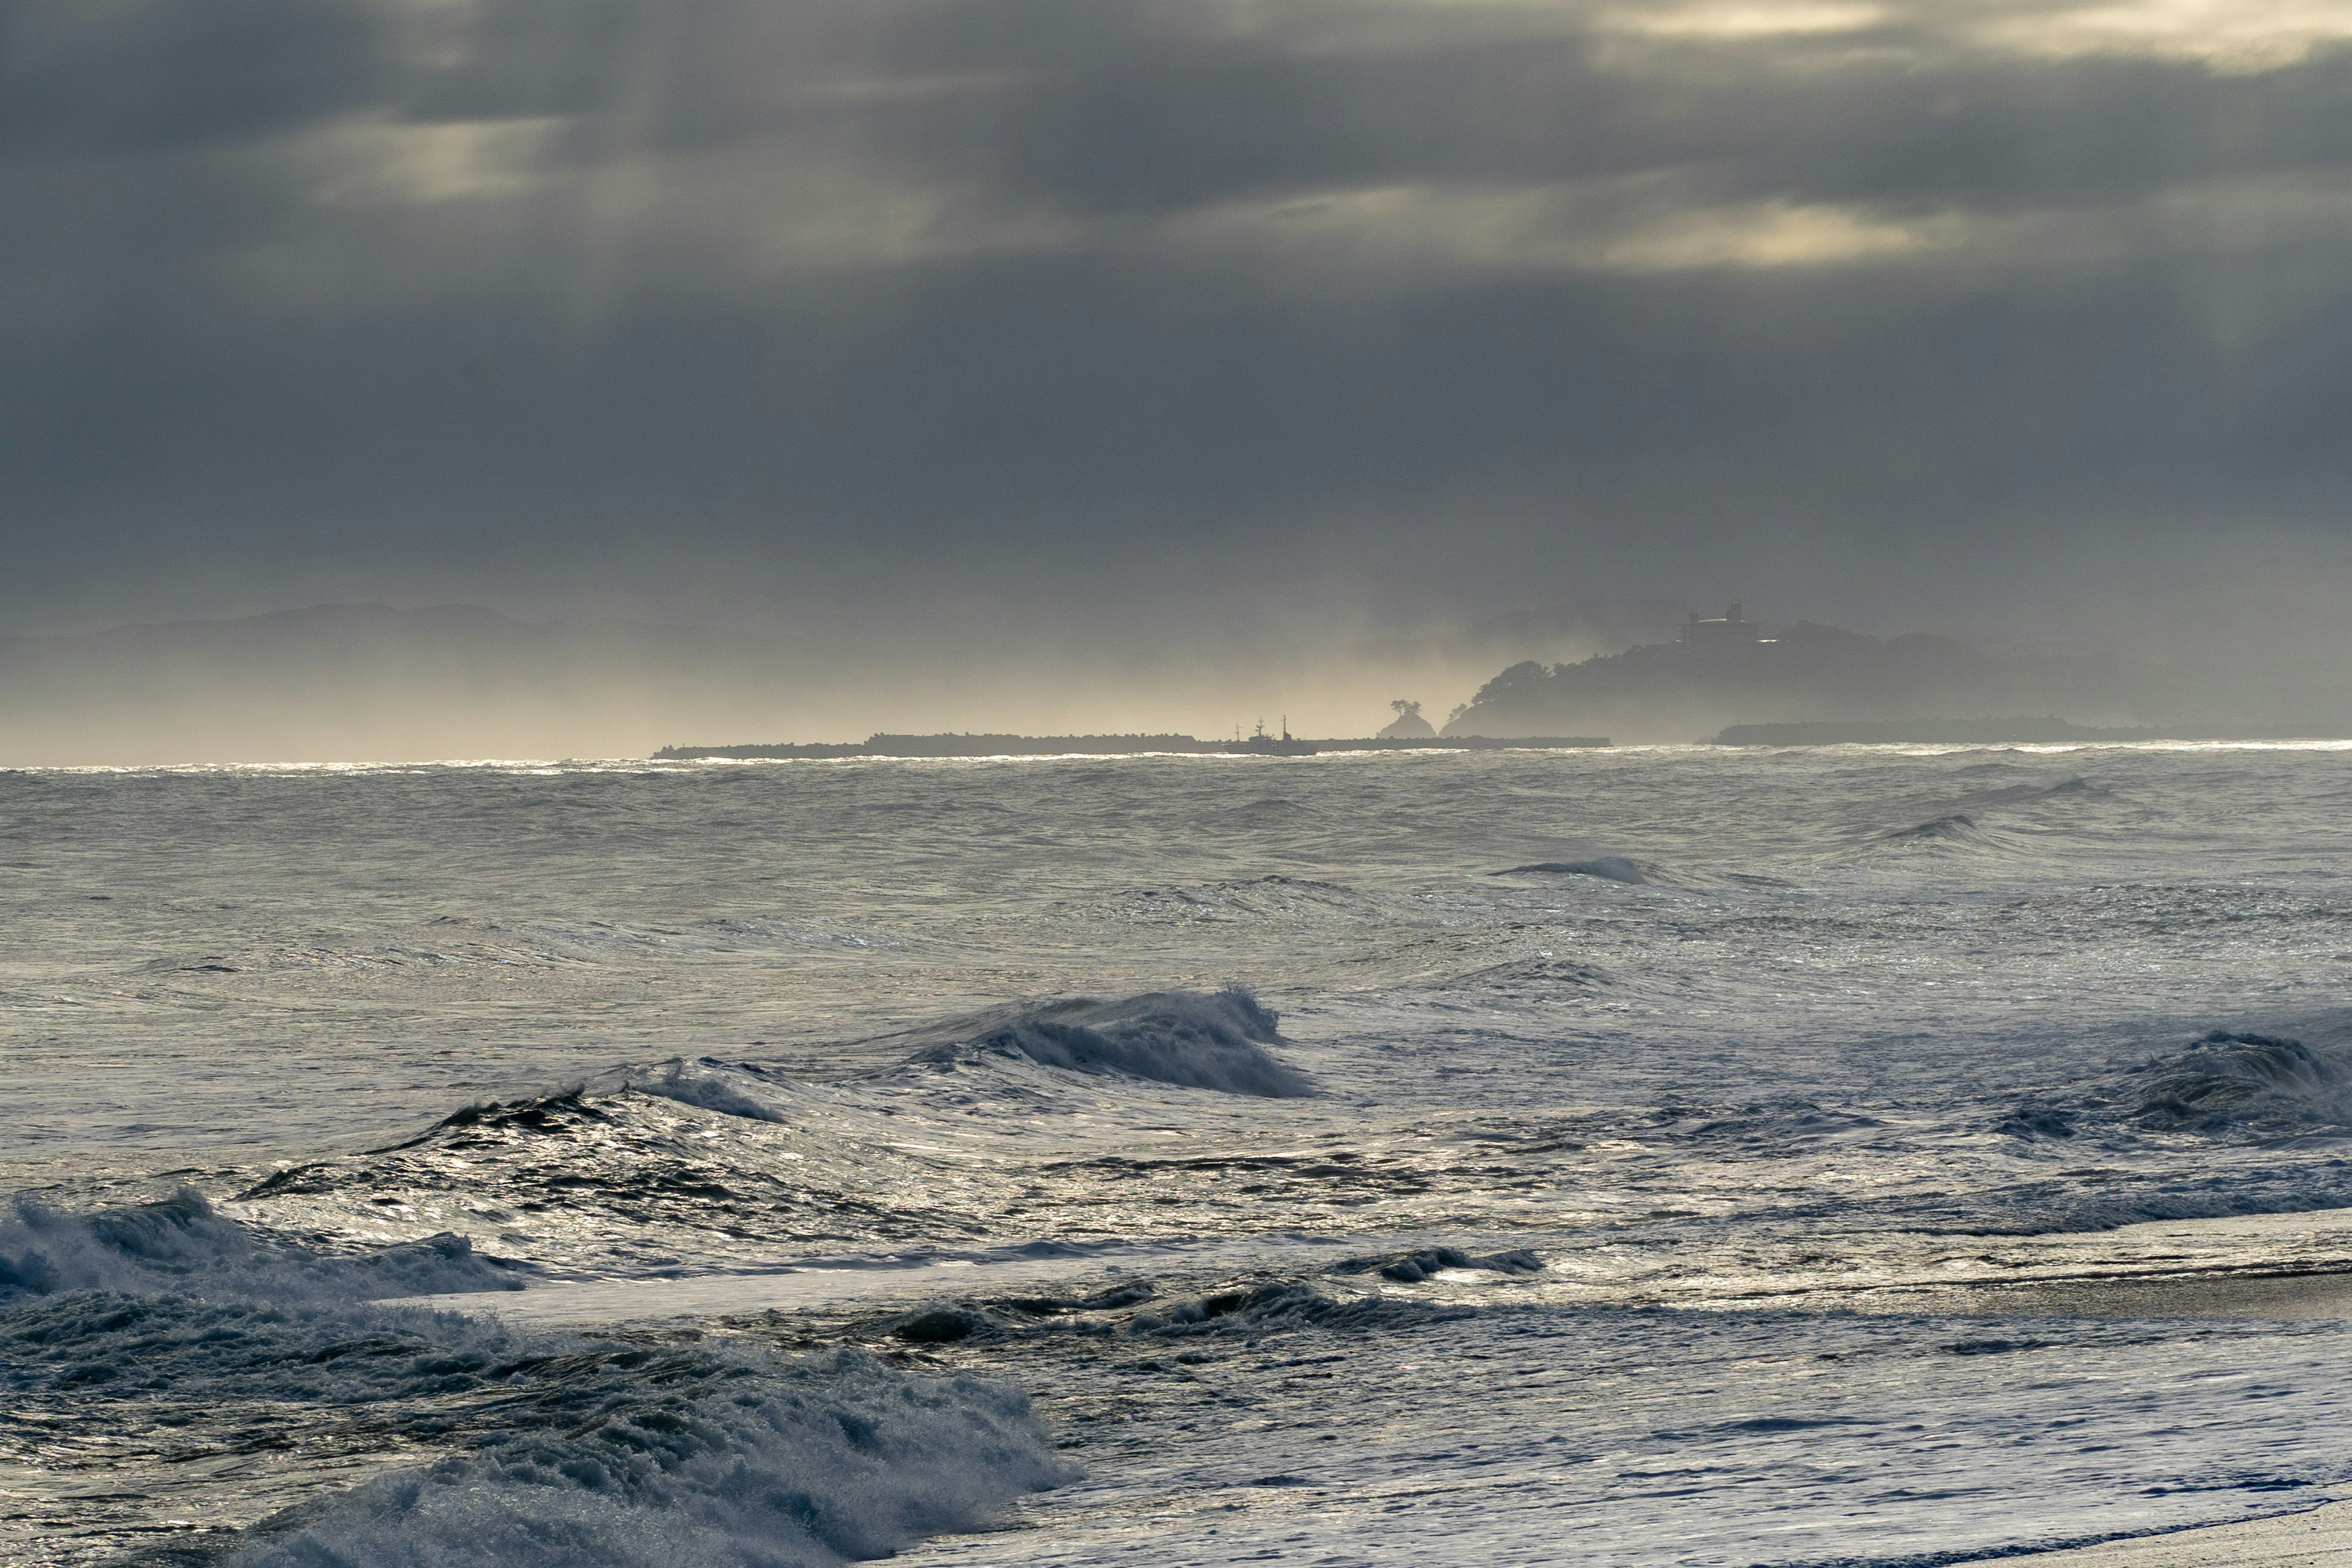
[881,2,2352,216]
[4,0,2350,633]
[0,0,385,157]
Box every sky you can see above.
[4,0,2351,750]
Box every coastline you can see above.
[652,733,1610,759]
[1934,1267,2352,1321]
[1947,1255,2352,1564]
[1983,1501,2351,1565]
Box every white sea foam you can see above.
[0,1187,525,1301]
[631,1058,791,1121]
[223,1341,1066,1568]
[12,748,2352,1564]
[1,1196,1066,1568]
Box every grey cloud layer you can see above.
[4,0,2348,629]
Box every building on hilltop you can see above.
[1678,600,1774,651]
[1442,600,2152,744]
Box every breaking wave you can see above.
[1994,1028,2352,1144]
[1988,1030,2352,1152]
[1882,813,1991,844]
[1493,857,1648,884]
[220,1338,1065,1568]
[1963,1027,2352,1231]
[337,989,1313,1163]
[895,988,1313,1098]
[1,1193,1068,1567]
[867,1273,1456,1351]
[1129,1280,1455,1336]
[2129,1031,2350,1133]
[1331,1246,1547,1283]
[0,1188,524,1302]
[630,1058,790,1122]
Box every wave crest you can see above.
[2132,1031,2349,1133]
[1492,857,1647,884]
[0,1188,524,1302]
[1,1274,1064,1568]
[630,1059,790,1122]
[227,1343,1065,1568]
[901,989,1313,1098]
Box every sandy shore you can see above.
[1947,1267,2352,1320]
[1928,1256,2352,1563]
[1975,1501,2352,1565]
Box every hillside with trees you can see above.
[1442,621,2152,744]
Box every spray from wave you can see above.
[0,1191,1069,1567]
[0,1186,524,1301]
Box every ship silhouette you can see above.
[1224,717,1317,756]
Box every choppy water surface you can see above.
[6,746,2352,1565]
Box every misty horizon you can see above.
[7,0,2352,757]
[6,587,2350,763]
[0,596,1677,763]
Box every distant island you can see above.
[659,598,2325,760]
[655,732,1609,760]
[1443,602,2168,745]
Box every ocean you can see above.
[6,745,2351,1566]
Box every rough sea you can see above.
[6,745,2351,1567]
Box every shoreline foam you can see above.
[1986,1501,2352,1566]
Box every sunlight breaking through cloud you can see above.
[1967,0,2352,72]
